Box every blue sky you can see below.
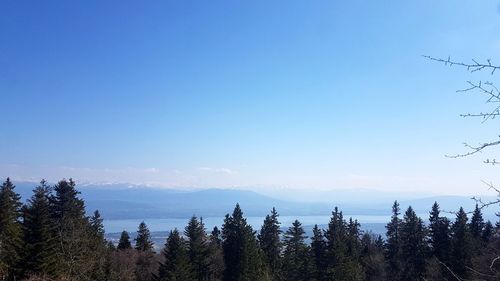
[1,0,500,195]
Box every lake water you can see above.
[103,214,399,234]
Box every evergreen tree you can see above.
[428,202,451,264]
[21,180,58,278]
[399,206,427,281]
[450,207,472,278]
[385,201,402,281]
[469,204,485,253]
[482,220,494,245]
[310,224,326,281]
[346,218,361,258]
[324,207,363,281]
[88,210,108,281]
[118,230,132,250]
[222,204,269,281]
[258,207,282,280]
[156,229,195,281]
[0,178,23,280]
[360,233,386,281]
[135,221,154,252]
[185,216,210,281]
[207,226,225,281]
[282,220,310,281]
[135,221,155,281]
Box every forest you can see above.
[0,177,498,281]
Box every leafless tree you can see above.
[425,55,500,212]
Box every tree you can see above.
[135,221,154,252]
[156,229,195,281]
[207,226,224,281]
[282,220,310,281]
[399,206,428,281]
[384,201,402,281]
[117,231,132,250]
[222,204,269,281]
[324,207,363,281]
[0,177,23,280]
[21,180,58,278]
[428,202,450,264]
[258,207,282,280]
[359,232,386,281]
[450,207,472,278]
[310,224,327,281]
[469,204,485,254]
[184,216,210,281]
[135,221,156,281]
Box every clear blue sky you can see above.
[1,0,500,195]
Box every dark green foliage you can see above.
[399,206,427,281]
[184,216,210,281]
[385,201,402,281]
[21,180,58,278]
[135,221,154,252]
[207,226,225,281]
[324,207,363,281]
[157,229,195,281]
[469,204,485,254]
[258,207,282,280]
[482,220,494,244]
[0,178,23,280]
[282,220,310,281]
[428,202,451,263]
[118,230,132,250]
[310,224,327,281]
[222,204,269,281]
[135,221,156,281]
[360,233,386,281]
[450,207,472,278]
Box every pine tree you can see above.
[399,206,427,281]
[385,201,402,281]
[428,202,450,264]
[359,233,386,281]
[258,207,282,280]
[118,230,132,250]
[222,204,269,281]
[310,224,327,281]
[88,210,108,281]
[0,178,23,280]
[135,221,154,252]
[282,220,310,281]
[184,216,210,281]
[450,207,472,278]
[156,229,195,281]
[21,180,58,278]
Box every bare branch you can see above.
[424,55,500,74]
[445,137,500,158]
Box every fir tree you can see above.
[0,178,23,280]
[185,216,210,281]
[222,204,269,281]
[428,202,450,264]
[135,221,156,281]
[21,180,58,278]
[310,224,326,281]
[450,207,472,278]
[118,230,132,250]
[324,207,363,281]
[469,204,485,253]
[482,220,494,245]
[156,229,195,281]
[399,206,427,281]
[135,221,154,252]
[282,220,310,281]
[207,226,225,281]
[385,201,402,281]
[258,207,282,280]
[360,233,386,281]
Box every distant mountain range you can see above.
[11,181,498,220]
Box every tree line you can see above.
[0,178,498,281]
